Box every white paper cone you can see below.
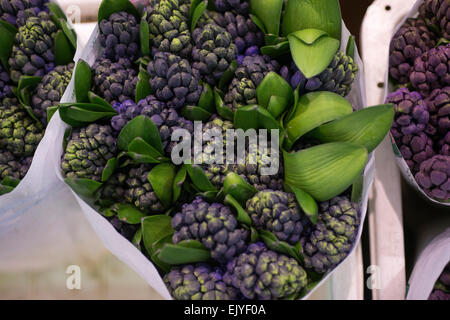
[407,228,450,300]
[0,3,107,272]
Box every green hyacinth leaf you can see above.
[288,29,340,78]
[308,104,395,153]
[127,137,167,163]
[54,30,75,66]
[173,166,187,203]
[74,59,92,103]
[62,127,72,151]
[58,103,118,126]
[98,201,117,216]
[182,105,212,122]
[214,88,234,121]
[250,0,283,35]
[285,292,302,300]
[1,176,20,188]
[0,24,16,71]
[17,76,42,92]
[351,174,364,203]
[135,70,152,103]
[0,185,14,195]
[218,60,238,92]
[64,177,102,198]
[88,91,112,108]
[46,106,58,123]
[259,230,304,263]
[250,227,260,243]
[47,2,67,21]
[98,0,140,23]
[158,241,211,265]
[132,227,142,250]
[223,172,258,205]
[57,102,117,114]
[287,184,318,225]
[0,20,18,35]
[189,0,203,22]
[234,105,281,131]
[256,72,293,118]
[285,91,353,149]
[285,86,301,124]
[264,34,287,46]
[16,76,42,122]
[190,0,207,32]
[150,234,173,273]
[260,41,290,58]
[434,282,450,293]
[148,163,176,209]
[267,96,290,120]
[249,13,267,34]
[197,83,215,114]
[282,0,342,40]
[346,35,356,60]
[101,157,118,182]
[185,164,218,192]
[60,19,77,50]
[224,194,252,226]
[118,115,164,154]
[0,177,19,194]
[140,16,150,57]
[284,142,368,201]
[178,240,207,250]
[142,215,174,255]
[199,190,221,202]
[118,204,147,224]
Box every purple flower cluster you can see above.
[0,62,12,99]
[387,9,450,201]
[99,12,140,62]
[171,197,248,264]
[0,0,49,27]
[410,45,450,97]
[389,18,436,84]
[415,155,450,200]
[386,86,449,199]
[164,263,237,300]
[385,88,435,172]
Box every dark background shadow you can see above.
[339,0,374,47]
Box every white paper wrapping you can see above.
[50,21,373,300]
[407,228,450,300]
[0,4,106,272]
[384,0,450,207]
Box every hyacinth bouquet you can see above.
[0,0,76,194]
[387,0,450,205]
[58,0,393,300]
[428,263,450,300]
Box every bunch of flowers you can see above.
[0,1,76,194]
[387,0,450,203]
[60,0,393,300]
